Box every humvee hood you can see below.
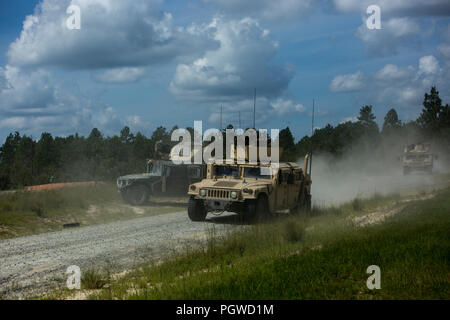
[197,179,271,190]
[117,173,159,180]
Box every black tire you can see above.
[188,197,207,221]
[248,195,269,221]
[291,192,312,215]
[120,191,131,204]
[127,184,150,206]
[305,193,312,212]
[289,206,298,215]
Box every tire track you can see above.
[0,210,238,299]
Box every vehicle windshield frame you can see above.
[149,162,163,175]
[242,166,272,180]
[213,165,240,178]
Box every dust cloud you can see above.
[302,138,449,207]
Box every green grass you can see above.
[82,268,110,290]
[85,187,450,300]
[0,184,187,239]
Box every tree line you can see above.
[0,86,448,190]
[279,86,449,162]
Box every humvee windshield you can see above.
[406,154,431,161]
[418,154,431,160]
[148,162,163,175]
[214,165,239,177]
[243,167,271,179]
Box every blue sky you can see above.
[0,0,449,142]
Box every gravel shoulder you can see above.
[0,210,239,299]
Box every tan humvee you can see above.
[402,143,434,175]
[187,155,312,221]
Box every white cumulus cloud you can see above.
[93,67,146,83]
[0,65,142,136]
[207,97,306,128]
[333,1,449,56]
[170,17,294,102]
[332,0,450,16]
[356,17,421,55]
[329,71,365,92]
[7,0,215,70]
[270,99,306,115]
[437,25,450,67]
[374,64,414,81]
[418,55,440,74]
[329,54,449,109]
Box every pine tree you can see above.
[358,105,376,126]
[417,86,444,136]
[382,108,401,133]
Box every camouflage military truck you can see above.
[187,156,312,221]
[402,143,434,175]
[117,141,205,205]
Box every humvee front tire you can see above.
[188,197,207,221]
[127,184,150,206]
[305,193,312,212]
[120,191,131,204]
[291,192,311,215]
[248,195,269,221]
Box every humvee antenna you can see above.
[238,111,241,129]
[310,99,315,176]
[253,88,256,129]
[220,104,223,131]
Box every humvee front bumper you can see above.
[189,188,256,213]
[403,164,433,170]
[117,179,132,191]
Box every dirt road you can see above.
[0,210,241,299]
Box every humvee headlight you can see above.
[200,189,206,197]
[231,191,237,199]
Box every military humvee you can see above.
[117,160,205,205]
[187,156,312,221]
[117,141,205,205]
[402,143,434,175]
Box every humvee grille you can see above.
[207,189,231,199]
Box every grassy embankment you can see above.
[68,185,450,300]
[0,184,187,239]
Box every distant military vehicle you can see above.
[402,143,434,175]
[117,141,205,205]
[187,155,312,221]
